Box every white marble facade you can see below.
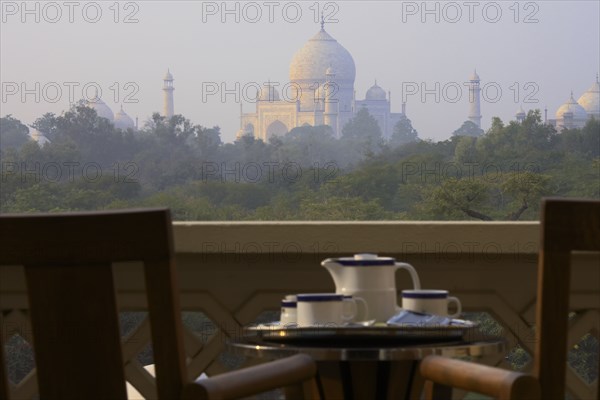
[549,76,600,130]
[238,23,406,141]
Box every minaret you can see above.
[516,105,526,122]
[324,66,339,137]
[162,69,175,118]
[236,102,246,139]
[467,69,482,128]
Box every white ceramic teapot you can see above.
[321,253,421,322]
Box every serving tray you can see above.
[244,319,478,345]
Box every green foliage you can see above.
[1,109,598,220]
[0,115,30,149]
[298,195,394,220]
[341,107,384,156]
[416,177,492,220]
[277,125,347,166]
[389,115,419,147]
[453,136,478,164]
[452,120,484,137]
[558,117,600,158]
[475,110,556,166]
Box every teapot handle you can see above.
[394,262,421,290]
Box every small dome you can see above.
[325,65,335,76]
[28,128,51,146]
[258,84,280,101]
[366,82,386,101]
[86,97,114,122]
[469,70,480,81]
[577,76,600,117]
[555,93,588,121]
[516,106,526,116]
[114,106,135,130]
[164,69,173,80]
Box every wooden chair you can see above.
[0,209,318,400]
[419,198,600,400]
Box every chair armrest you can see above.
[181,354,317,400]
[420,355,540,400]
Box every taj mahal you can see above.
[235,20,406,141]
[546,76,600,130]
[28,23,598,147]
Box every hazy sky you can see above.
[1,1,599,142]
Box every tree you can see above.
[475,110,557,167]
[341,107,384,156]
[320,163,401,210]
[501,171,550,220]
[452,120,484,137]
[419,177,492,220]
[389,115,418,147]
[145,113,198,144]
[558,118,600,159]
[417,172,551,221]
[33,103,140,168]
[298,195,393,220]
[0,115,30,149]
[453,136,479,164]
[194,126,222,159]
[32,113,60,141]
[277,125,346,168]
[220,135,273,169]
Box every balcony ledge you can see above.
[173,221,540,254]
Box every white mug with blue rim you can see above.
[296,293,362,327]
[280,295,297,326]
[401,290,462,318]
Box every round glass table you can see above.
[230,325,506,400]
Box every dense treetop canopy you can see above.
[1,105,598,220]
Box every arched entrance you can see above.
[266,120,288,139]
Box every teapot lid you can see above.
[334,253,396,266]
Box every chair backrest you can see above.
[0,209,188,400]
[534,198,600,399]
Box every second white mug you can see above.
[401,290,462,318]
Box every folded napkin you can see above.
[386,310,452,326]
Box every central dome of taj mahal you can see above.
[289,25,356,84]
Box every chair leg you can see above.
[423,381,453,400]
[283,379,322,400]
